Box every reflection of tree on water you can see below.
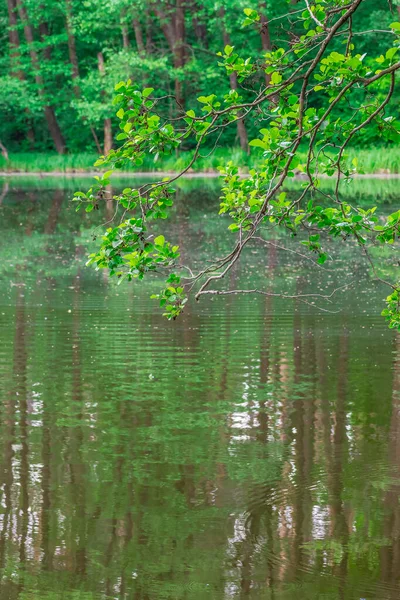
[18,290,29,578]
[44,189,64,235]
[0,286,31,598]
[381,334,400,598]
[329,326,349,599]
[0,182,399,598]
[68,253,88,580]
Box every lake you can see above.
[0,176,399,599]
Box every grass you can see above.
[0,146,399,174]
[0,152,99,173]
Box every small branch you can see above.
[252,236,333,269]
[304,0,325,29]
[197,282,354,313]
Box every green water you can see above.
[0,178,399,600]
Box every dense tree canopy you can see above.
[0,0,399,153]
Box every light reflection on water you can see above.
[0,179,399,599]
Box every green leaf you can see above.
[249,139,266,149]
[142,87,154,97]
[224,45,234,56]
[154,235,165,247]
[386,47,398,60]
[270,72,282,85]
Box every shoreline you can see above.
[1,171,400,179]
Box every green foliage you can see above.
[75,0,400,328]
[76,0,400,327]
[1,0,399,153]
[382,287,400,329]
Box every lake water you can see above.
[0,177,399,599]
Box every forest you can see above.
[1,0,399,169]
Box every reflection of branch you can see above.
[197,282,354,313]
[362,245,396,290]
[252,236,333,270]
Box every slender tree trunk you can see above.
[153,2,186,108]
[7,0,23,77]
[38,20,52,60]
[192,2,207,47]
[259,2,272,52]
[173,0,186,107]
[259,2,274,89]
[97,52,113,155]
[7,0,35,145]
[219,8,249,153]
[16,0,66,153]
[145,12,153,54]
[122,24,130,48]
[120,7,130,49]
[132,18,145,55]
[65,0,101,152]
[65,0,80,97]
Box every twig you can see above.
[304,0,325,29]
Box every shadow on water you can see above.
[0,178,399,599]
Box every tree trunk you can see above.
[122,24,130,48]
[259,2,272,52]
[153,2,186,108]
[219,7,249,153]
[16,0,66,154]
[97,52,113,155]
[6,0,23,78]
[65,0,100,152]
[173,0,186,107]
[259,2,273,88]
[192,2,207,47]
[7,0,35,145]
[132,18,145,55]
[38,20,52,60]
[65,0,80,97]
[145,13,153,54]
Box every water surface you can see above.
[0,178,399,599]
